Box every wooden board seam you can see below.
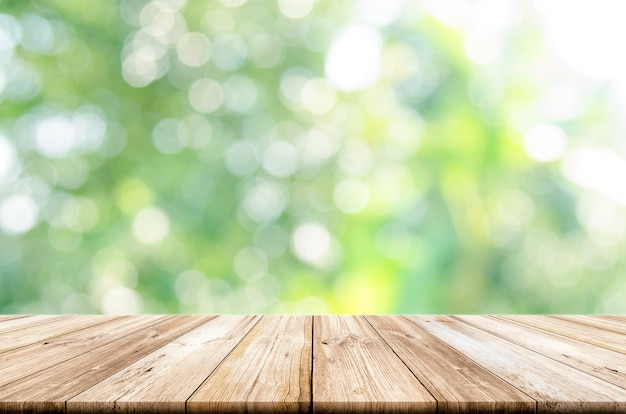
[453,316,626,392]
[4,316,132,356]
[363,315,439,410]
[492,315,626,355]
[59,315,204,404]
[0,315,30,324]
[310,314,314,414]
[402,315,540,412]
[0,316,75,345]
[1,315,626,413]
[551,315,626,335]
[184,315,265,409]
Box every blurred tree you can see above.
[0,0,625,314]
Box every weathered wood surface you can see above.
[366,315,534,414]
[188,315,311,413]
[313,315,436,413]
[0,315,624,413]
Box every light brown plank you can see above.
[501,315,626,355]
[0,315,119,354]
[0,315,162,388]
[599,315,626,322]
[407,315,626,413]
[553,315,626,335]
[366,315,535,414]
[68,315,260,414]
[458,315,626,390]
[0,315,69,334]
[0,315,28,323]
[188,315,311,414]
[313,315,436,413]
[0,316,212,414]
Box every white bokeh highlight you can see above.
[132,206,170,245]
[325,24,382,92]
[291,222,339,268]
[0,194,39,235]
[524,124,567,162]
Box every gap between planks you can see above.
[0,315,625,413]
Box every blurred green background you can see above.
[1,0,625,314]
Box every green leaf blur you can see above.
[1,0,625,314]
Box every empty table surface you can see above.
[0,314,624,413]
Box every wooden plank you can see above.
[0,315,161,387]
[0,315,118,353]
[188,315,311,414]
[0,315,28,323]
[68,315,260,414]
[501,315,626,355]
[552,315,626,335]
[0,315,69,334]
[457,315,626,390]
[313,315,436,413]
[0,314,622,413]
[0,316,211,414]
[591,315,626,323]
[407,315,626,413]
[366,315,535,414]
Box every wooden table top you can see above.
[0,315,624,413]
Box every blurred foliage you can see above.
[1,0,626,314]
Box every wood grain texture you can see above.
[501,315,626,354]
[67,315,260,414]
[0,315,68,334]
[598,315,626,322]
[313,315,436,413]
[0,316,24,322]
[0,316,212,414]
[188,315,312,414]
[0,314,119,353]
[0,315,161,388]
[366,315,535,414]
[555,315,626,335]
[407,315,626,413]
[457,315,626,389]
[0,315,624,413]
